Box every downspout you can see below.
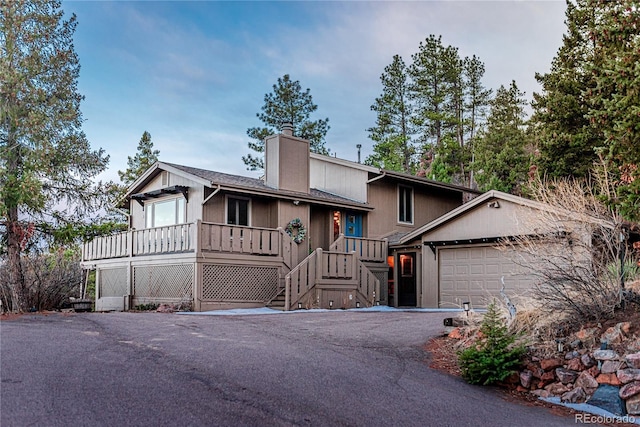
[202,184,222,205]
[366,171,387,184]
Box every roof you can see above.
[310,152,481,196]
[129,162,372,211]
[395,189,612,246]
[375,170,482,195]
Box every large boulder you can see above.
[587,384,626,416]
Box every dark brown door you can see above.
[398,253,416,306]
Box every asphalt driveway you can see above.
[1,310,577,426]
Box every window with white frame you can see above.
[398,185,413,224]
[145,197,185,228]
[226,196,249,226]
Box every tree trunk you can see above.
[6,207,26,312]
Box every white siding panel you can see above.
[438,246,534,309]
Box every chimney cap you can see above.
[280,122,294,136]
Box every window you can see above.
[227,196,249,226]
[398,185,413,224]
[145,197,185,228]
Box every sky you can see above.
[64,0,568,183]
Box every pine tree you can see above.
[586,0,640,221]
[409,35,460,155]
[365,55,416,173]
[473,81,530,194]
[1,1,110,311]
[243,75,330,171]
[118,131,159,186]
[532,0,605,179]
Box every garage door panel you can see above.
[439,246,534,309]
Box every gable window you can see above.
[145,197,185,228]
[398,185,413,224]
[227,196,249,226]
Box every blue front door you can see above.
[344,212,362,238]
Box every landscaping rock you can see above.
[601,325,624,345]
[531,389,550,398]
[575,371,599,391]
[565,350,580,360]
[593,349,619,361]
[587,365,600,378]
[156,304,175,313]
[576,327,598,342]
[448,327,463,339]
[617,369,640,384]
[597,373,621,386]
[587,384,626,416]
[626,352,640,369]
[545,382,571,395]
[620,381,640,400]
[581,353,596,368]
[540,371,556,386]
[629,338,640,353]
[627,394,640,415]
[520,370,533,389]
[556,367,579,384]
[619,322,631,335]
[540,358,564,370]
[601,360,623,374]
[567,357,585,372]
[561,386,587,403]
[527,363,543,379]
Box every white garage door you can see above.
[438,246,534,309]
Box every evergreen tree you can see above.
[118,131,159,186]
[532,0,604,179]
[0,1,110,311]
[464,56,492,188]
[365,55,416,173]
[473,81,530,194]
[586,0,640,221]
[243,74,329,171]
[409,35,460,155]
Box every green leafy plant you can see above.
[457,300,526,385]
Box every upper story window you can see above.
[227,196,249,226]
[145,197,185,228]
[398,185,413,224]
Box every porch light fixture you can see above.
[356,301,360,309]
[298,302,302,310]
[329,300,333,309]
[462,301,470,316]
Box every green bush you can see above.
[457,300,526,385]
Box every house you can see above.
[82,124,479,311]
[389,190,607,309]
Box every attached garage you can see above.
[438,246,535,308]
[392,190,577,309]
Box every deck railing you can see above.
[82,221,296,262]
[285,248,379,310]
[329,235,388,263]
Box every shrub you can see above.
[458,300,526,385]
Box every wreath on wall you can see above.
[285,218,307,244]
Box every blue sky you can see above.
[64,1,568,183]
